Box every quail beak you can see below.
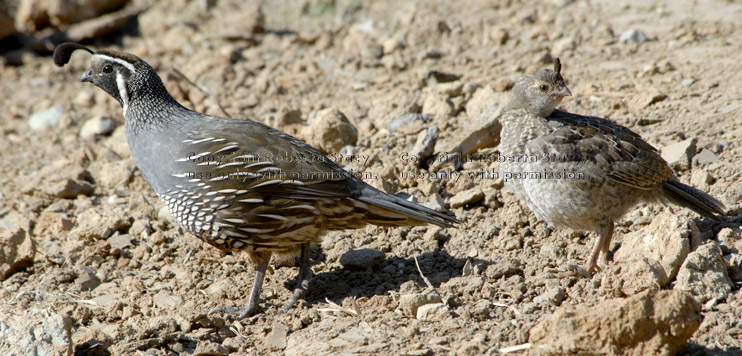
[558,86,572,97]
[79,68,94,83]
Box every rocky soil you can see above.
[1,0,741,355]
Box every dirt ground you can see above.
[1,0,741,355]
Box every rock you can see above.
[307,108,358,154]
[620,29,649,43]
[600,257,668,297]
[681,78,697,87]
[274,106,303,136]
[382,36,404,54]
[434,81,463,97]
[529,290,702,356]
[16,0,131,31]
[491,78,514,92]
[484,260,521,279]
[93,159,135,189]
[106,126,131,159]
[628,86,667,112]
[108,233,132,250]
[386,113,428,134]
[0,309,72,356]
[0,211,32,232]
[536,287,566,306]
[421,93,453,118]
[398,293,442,316]
[690,170,712,190]
[153,290,182,310]
[675,242,734,303]
[28,105,64,131]
[80,116,117,138]
[692,149,718,166]
[438,89,506,158]
[43,178,95,198]
[552,37,576,55]
[0,2,14,40]
[34,211,75,236]
[410,127,439,167]
[426,71,461,85]
[74,265,101,291]
[265,322,288,350]
[661,138,697,171]
[465,85,500,121]
[70,209,130,240]
[416,303,449,321]
[193,341,228,356]
[339,248,385,270]
[66,5,141,42]
[489,28,509,45]
[614,212,698,281]
[0,228,35,280]
[449,189,484,208]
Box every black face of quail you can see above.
[79,55,130,106]
[511,59,572,117]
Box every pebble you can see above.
[265,322,288,350]
[80,116,117,138]
[600,257,668,297]
[681,78,697,87]
[675,242,734,303]
[386,113,428,134]
[410,126,439,166]
[0,310,72,356]
[614,211,699,281]
[620,29,649,43]
[416,303,449,321]
[661,138,697,171]
[398,293,442,316]
[421,94,453,118]
[307,108,358,154]
[530,290,701,355]
[692,149,718,166]
[28,106,65,131]
[339,248,386,270]
[0,228,34,280]
[449,189,484,208]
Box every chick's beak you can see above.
[559,85,572,97]
[79,68,94,83]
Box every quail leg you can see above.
[208,255,271,320]
[585,222,614,274]
[278,243,313,316]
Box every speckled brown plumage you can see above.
[499,59,726,273]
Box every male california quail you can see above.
[53,43,458,318]
[499,59,726,274]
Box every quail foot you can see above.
[53,43,459,318]
[498,59,726,274]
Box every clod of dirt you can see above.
[614,211,699,281]
[0,228,34,280]
[306,108,358,154]
[339,248,386,270]
[674,242,734,303]
[529,290,702,356]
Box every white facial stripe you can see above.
[94,54,136,73]
[116,72,129,116]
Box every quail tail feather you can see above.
[662,180,726,221]
[358,186,458,228]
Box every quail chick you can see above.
[499,59,726,273]
[53,43,458,318]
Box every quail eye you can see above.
[539,84,549,92]
[102,64,113,74]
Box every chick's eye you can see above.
[102,64,113,74]
[539,84,549,92]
